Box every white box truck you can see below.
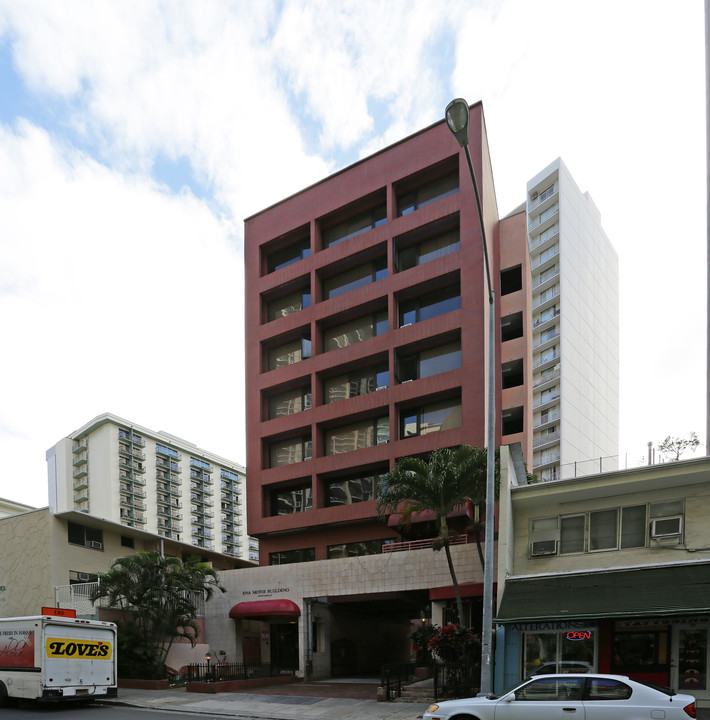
[0,614,118,706]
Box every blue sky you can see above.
[0,0,706,506]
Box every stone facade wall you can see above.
[0,508,52,616]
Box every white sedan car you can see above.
[423,674,697,720]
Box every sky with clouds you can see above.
[0,0,705,507]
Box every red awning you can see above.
[229,599,301,619]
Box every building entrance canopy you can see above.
[229,599,301,619]
[497,564,710,623]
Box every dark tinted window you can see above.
[583,678,632,700]
[516,677,584,701]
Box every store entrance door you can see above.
[672,625,709,701]
[271,623,299,671]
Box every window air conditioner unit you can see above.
[651,516,683,539]
[531,539,557,557]
[77,572,91,581]
[89,541,103,550]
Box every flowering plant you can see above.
[428,624,481,666]
[411,624,438,666]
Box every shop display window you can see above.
[523,628,596,679]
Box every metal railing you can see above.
[382,535,468,553]
[54,582,206,616]
[381,663,413,700]
[433,662,480,700]
[187,662,295,683]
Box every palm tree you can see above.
[376,445,498,627]
[91,551,225,673]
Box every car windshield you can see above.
[489,679,529,699]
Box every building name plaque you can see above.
[241,587,290,598]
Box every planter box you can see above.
[187,674,298,694]
[119,678,171,690]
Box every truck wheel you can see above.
[0,681,12,708]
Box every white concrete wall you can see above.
[205,543,484,677]
[509,464,710,577]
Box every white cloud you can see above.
[0,120,245,504]
[0,0,706,507]
[0,0,331,219]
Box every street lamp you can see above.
[445,98,496,696]
[205,651,213,682]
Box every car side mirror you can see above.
[502,692,516,703]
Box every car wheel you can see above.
[450,715,481,720]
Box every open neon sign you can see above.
[566,630,592,641]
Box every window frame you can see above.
[531,502,676,558]
[400,398,462,439]
[270,483,313,516]
[268,435,313,467]
[322,257,387,300]
[398,285,461,327]
[324,416,390,456]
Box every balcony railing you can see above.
[54,582,205,617]
[528,183,558,211]
[382,535,469,554]
[533,365,561,388]
[528,203,559,231]
[533,430,561,448]
[533,287,560,310]
[533,409,561,429]
[533,329,560,349]
[534,392,560,409]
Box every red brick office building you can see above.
[244,103,531,569]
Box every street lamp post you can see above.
[445,98,496,696]
[205,651,213,683]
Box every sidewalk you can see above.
[98,684,429,720]
[98,682,710,720]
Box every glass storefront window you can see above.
[611,624,669,674]
[523,628,596,678]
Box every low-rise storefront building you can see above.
[495,454,710,704]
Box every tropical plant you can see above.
[427,623,481,666]
[428,623,481,696]
[91,551,225,674]
[411,623,438,666]
[376,445,498,626]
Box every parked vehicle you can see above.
[528,660,593,675]
[0,613,117,705]
[423,673,697,719]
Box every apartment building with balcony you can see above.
[526,159,619,481]
[244,103,531,568]
[220,104,534,678]
[47,413,258,563]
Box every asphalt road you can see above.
[4,705,221,719]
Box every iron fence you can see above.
[186,662,295,683]
[433,662,480,700]
[380,663,414,700]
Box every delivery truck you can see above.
[0,613,118,705]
